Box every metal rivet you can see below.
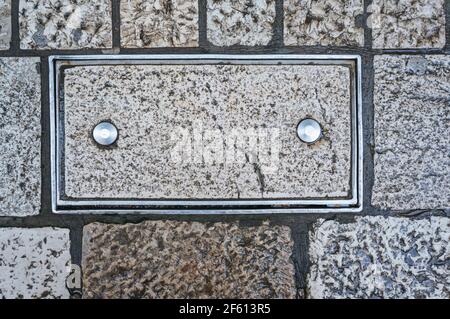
[297,118,322,144]
[92,121,118,146]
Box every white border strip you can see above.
[49,54,363,214]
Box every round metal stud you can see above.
[92,121,118,146]
[296,118,322,144]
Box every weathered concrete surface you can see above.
[207,0,275,46]
[369,0,445,48]
[0,0,10,49]
[121,0,198,47]
[63,64,352,200]
[372,55,450,210]
[308,216,450,299]
[0,228,71,299]
[284,0,364,47]
[0,58,41,216]
[19,0,112,49]
[82,221,297,298]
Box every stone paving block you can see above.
[121,0,198,47]
[308,216,450,299]
[0,58,41,217]
[284,0,364,47]
[0,227,71,299]
[207,0,276,46]
[19,0,112,49]
[369,0,445,49]
[0,0,10,49]
[82,220,297,298]
[373,55,450,210]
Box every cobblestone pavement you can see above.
[0,0,448,299]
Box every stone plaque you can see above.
[50,55,362,213]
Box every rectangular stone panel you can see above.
[308,216,449,299]
[0,227,71,299]
[82,220,296,298]
[0,57,41,216]
[373,55,450,210]
[0,0,10,49]
[51,55,362,213]
[19,0,112,49]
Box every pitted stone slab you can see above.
[0,58,41,216]
[373,55,450,210]
[82,220,296,298]
[0,0,10,49]
[19,0,112,49]
[121,0,198,47]
[308,216,450,299]
[284,0,364,47]
[0,228,71,299]
[62,64,352,200]
[369,0,445,48]
[207,0,275,46]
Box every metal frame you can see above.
[49,54,363,214]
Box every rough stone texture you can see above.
[0,228,71,299]
[0,58,41,216]
[284,0,364,47]
[207,0,275,46]
[373,55,450,210]
[0,0,10,49]
[82,220,296,298]
[63,64,352,200]
[308,216,450,299]
[19,0,112,49]
[121,0,198,47]
[369,0,445,49]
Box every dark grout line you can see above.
[111,0,121,50]
[445,0,449,52]
[39,56,52,219]
[198,0,208,47]
[272,0,284,48]
[363,0,373,51]
[290,222,310,298]
[9,0,19,52]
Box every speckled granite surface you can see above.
[82,220,297,298]
[284,0,364,47]
[207,0,276,46]
[0,228,71,299]
[19,0,112,49]
[0,58,41,217]
[369,0,445,48]
[63,64,351,200]
[308,216,449,299]
[0,0,10,49]
[372,55,450,210]
[121,0,198,47]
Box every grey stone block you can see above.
[82,220,297,298]
[373,55,450,210]
[207,0,275,46]
[284,0,364,47]
[62,64,352,200]
[19,0,112,49]
[121,0,198,47]
[0,227,71,299]
[369,0,445,48]
[0,0,10,49]
[308,216,450,299]
[0,58,41,217]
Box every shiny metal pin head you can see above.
[297,118,322,144]
[93,121,118,146]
